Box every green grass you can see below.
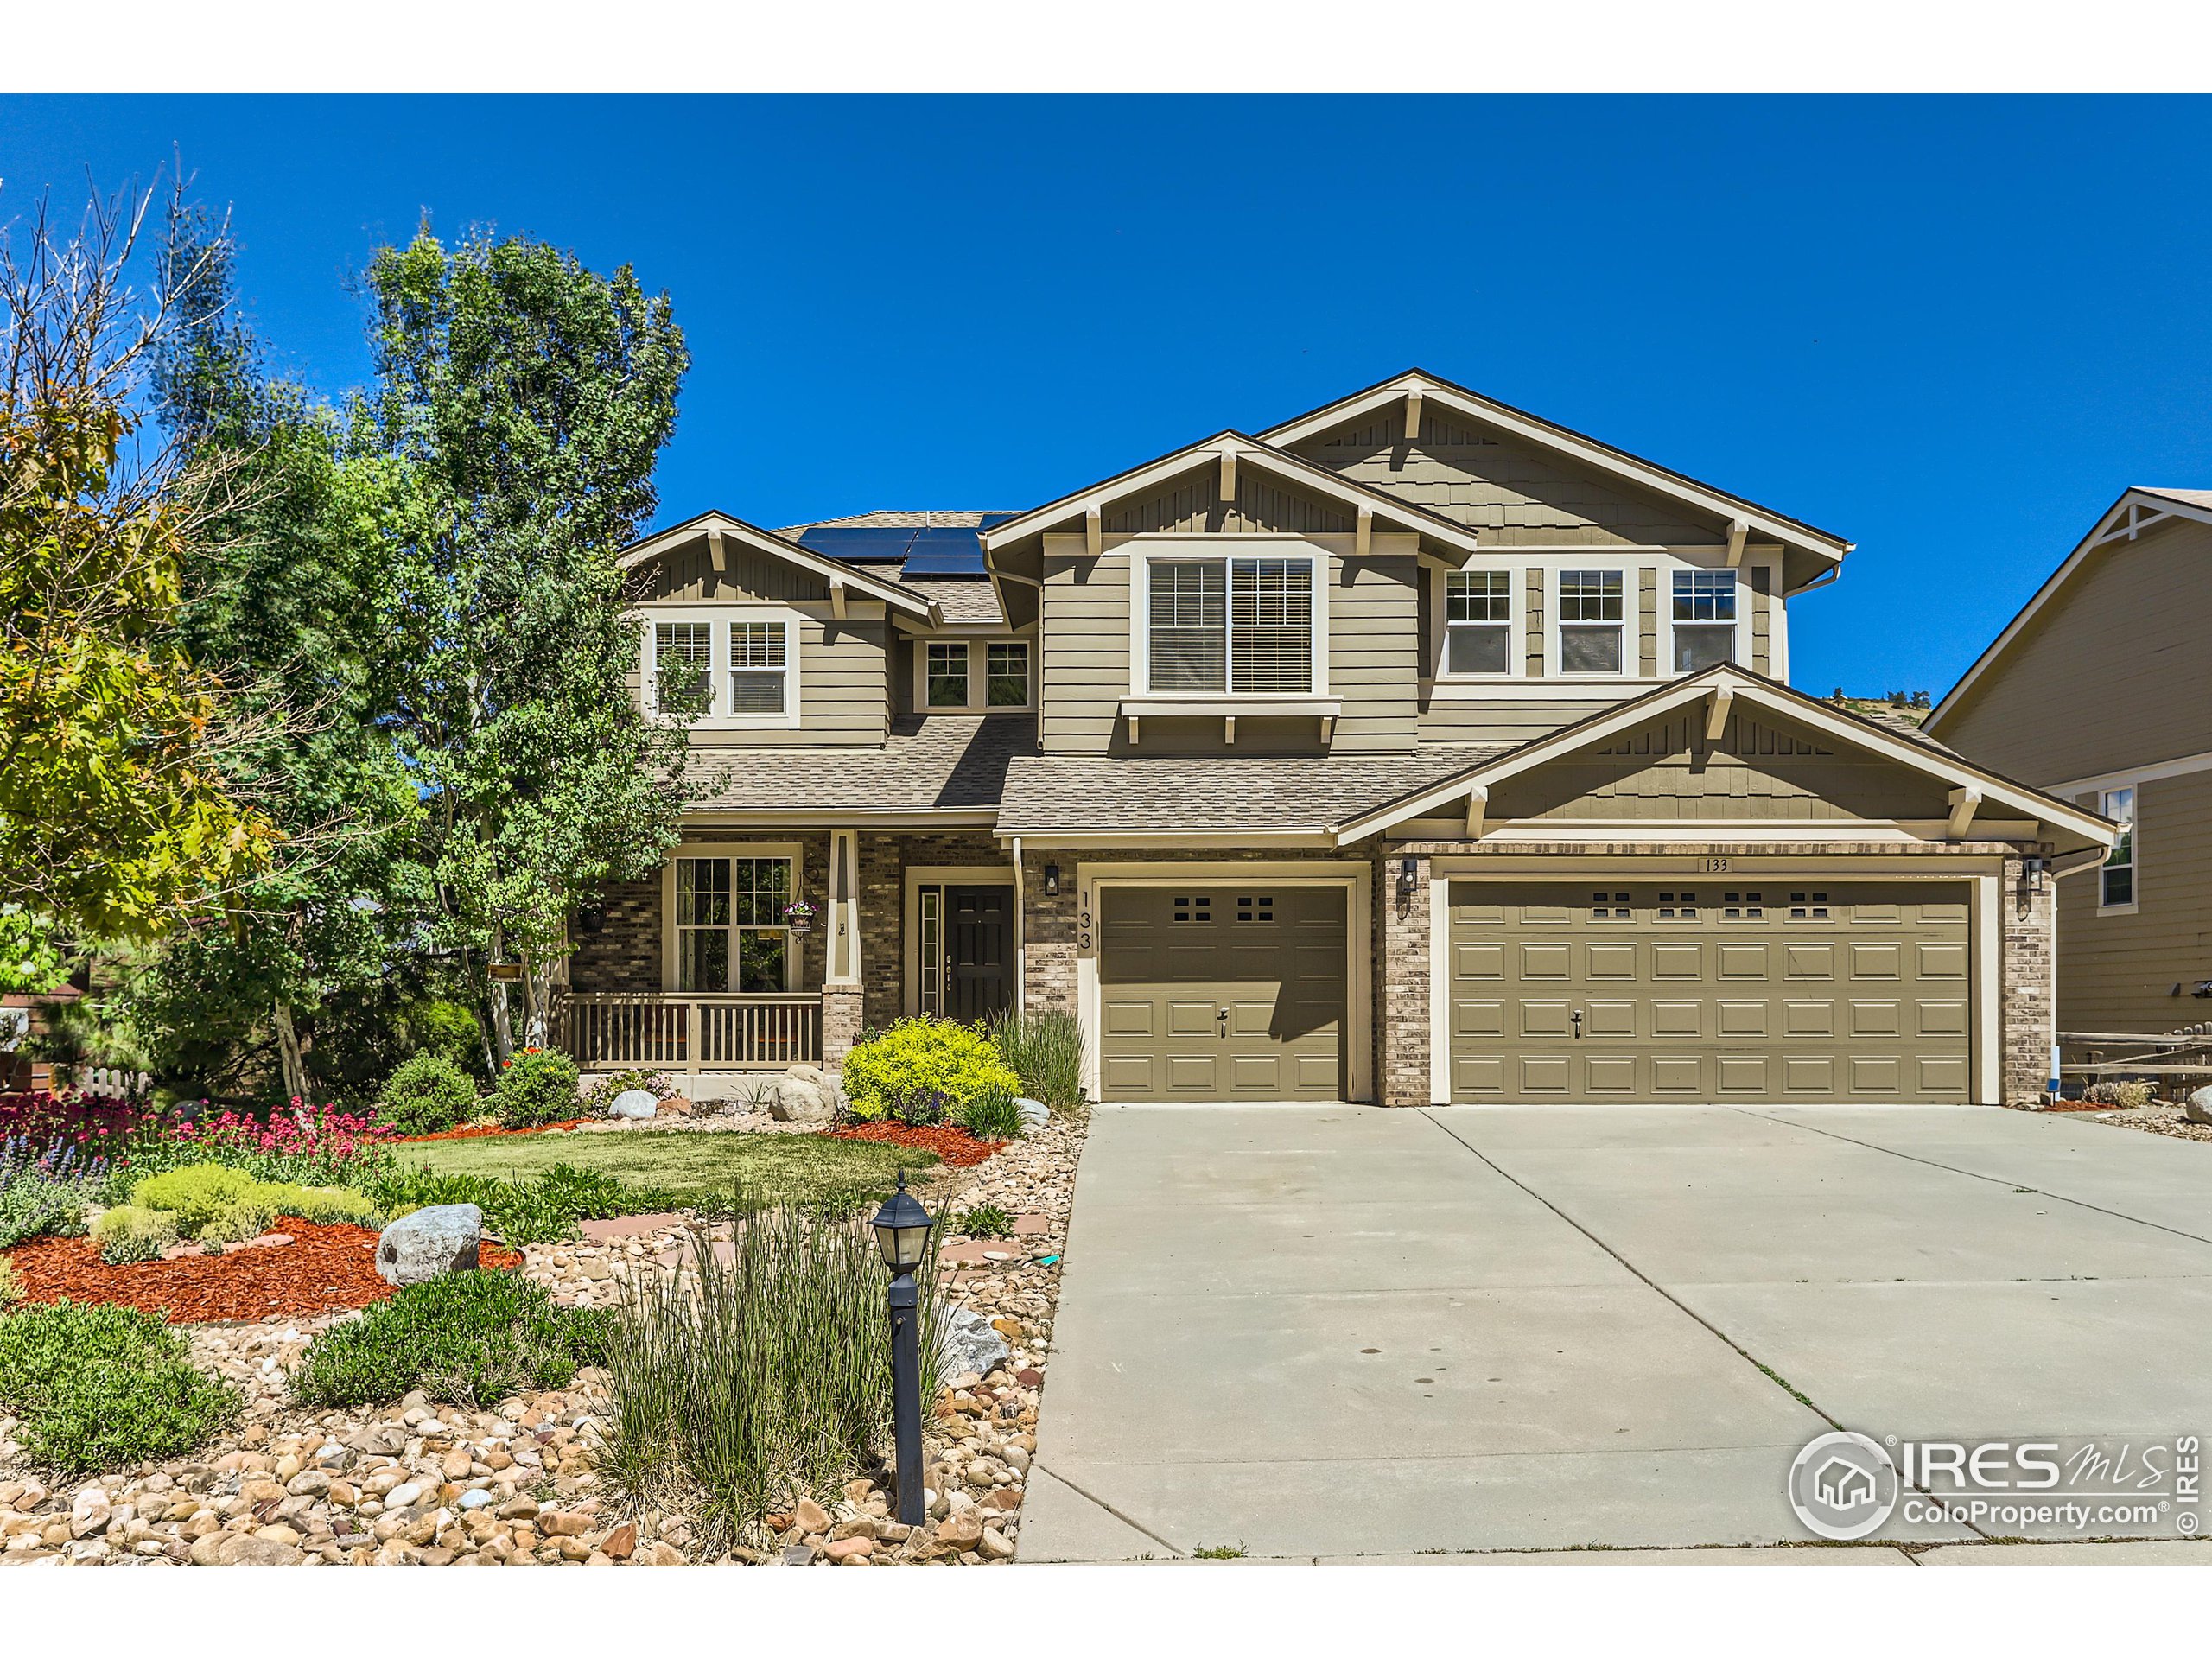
[397,1129,935,1211]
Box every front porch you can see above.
[555,991,828,1075]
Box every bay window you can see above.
[1145,555,1315,694]
[1671,570,1738,671]
[1558,569,1625,674]
[1445,569,1513,675]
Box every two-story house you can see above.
[1926,487,2212,1038]
[564,369,2110,1109]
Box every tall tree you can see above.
[365,227,690,1063]
[132,202,429,1103]
[0,181,277,993]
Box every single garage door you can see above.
[1099,886,1346,1102]
[1450,881,1971,1103]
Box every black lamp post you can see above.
[871,1170,934,1525]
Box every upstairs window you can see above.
[1558,569,1625,674]
[987,641,1031,707]
[1672,570,1738,671]
[1445,569,1513,675]
[728,621,790,715]
[2102,786,2135,908]
[653,622,714,717]
[1145,556,1314,695]
[926,642,970,709]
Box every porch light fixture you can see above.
[870,1171,934,1525]
[1043,863,1061,896]
[1398,856,1419,897]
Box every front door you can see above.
[931,885,1012,1021]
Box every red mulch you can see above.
[0,1217,524,1325]
[826,1122,1006,1168]
[391,1119,590,1143]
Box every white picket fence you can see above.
[68,1065,151,1099]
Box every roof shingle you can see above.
[687,715,1035,814]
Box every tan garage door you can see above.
[1449,881,1972,1103]
[1098,886,1345,1102]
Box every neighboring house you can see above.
[1926,486,2212,1036]
[564,368,2110,1107]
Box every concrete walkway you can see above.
[1020,1104,2212,1562]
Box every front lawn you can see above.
[396,1129,935,1211]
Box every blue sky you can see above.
[5,93,2209,697]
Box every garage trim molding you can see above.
[1427,854,2004,1106]
[1074,860,1374,1103]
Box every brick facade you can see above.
[1376,845,1433,1107]
[2001,853,2058,1107]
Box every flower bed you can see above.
[825,1122,1005,1168]
[2,1217,522,1325]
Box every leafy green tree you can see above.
[0,184,278,993]
[365,227,690,1063]
[128,204,430,1104]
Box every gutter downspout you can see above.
[1011,834,1026,1013]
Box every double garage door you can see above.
[1098,886,1346,1102]
[1449,881,1972,1103]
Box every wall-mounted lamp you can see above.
[575,907,606,937]
[2022,855,2050,890]
[1043,864,1061,897]
[1397,856,1420,898]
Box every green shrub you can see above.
[600,1192,941,1556]
[365,1163,684,1247]
[582,1069,676,1115]
[130,1165,264,1236]
[985,1007,1087,1109]
[957,1083,1025,1141]
[0,1259,22,1308]
[94,1205,179,1265]
[375,1053,481,1136]
[0,1300,241,1477]
[263,1184,382,1228]
[0,1166,92,1249]
[954,1203,1013,1238]
[289,1270,611,1408]
[2083,1079,2156,1109]
[839,1016,1020,1124]
[493,1047,582,1129]
[404,998,486,1074]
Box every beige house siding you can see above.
[632,537,832,604]
[1104,471,1353,536]
[1040,541,1130,752]
[680,611,891,749]
[1284,411,1719,546]
[1325,552,1420,753]
[2056,767,2212,1032]
[1934,514,2212,781]
[1418,699,1606,747]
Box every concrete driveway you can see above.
[1019,1104,2212,1562]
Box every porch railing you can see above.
[556,992,823,1073]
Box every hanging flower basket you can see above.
[783,899,817,936]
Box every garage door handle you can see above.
[1571,1010,1584,1039]
[1217,1007,1229,1036]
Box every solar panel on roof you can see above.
[901,528,987,575]
[976,512,1021,530]
[796,527,915,562]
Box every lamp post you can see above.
[870,1170,934,1525]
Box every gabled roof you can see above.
[1260,368,1853,572]
[976,429,1491,559]
[1928,486,2212,730]
[619,510,940,623]
[1332,663,2116,849]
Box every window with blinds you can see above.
[1146,556,1313,695]
[728,620,790,715]
[652,622,713,716]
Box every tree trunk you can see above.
[486,924,515,1066]
[458,944,498,1077]
[270,1001,309,1104]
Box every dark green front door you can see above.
[946,886,1012,1021]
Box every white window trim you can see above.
[1547,566,1637,680]
[1661,566,1745,677]
[2098,784,2139,916]
[1434,564,1520,681]
[1128,541,1331,698]
[639,605,804,730]
[659,841,806,993]
[913,634,1035,713]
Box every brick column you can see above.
[1377,848,1434,1107]
[1023,878,1077,1016]
[821,985,865,1076]
[2000,855,2056,1108]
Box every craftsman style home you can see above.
[563,370,2112,1108]
[1926,487,2212,1038]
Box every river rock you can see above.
[375,1205,482,1286]
[2188,1085,2212,1126]
[764,1065,842,1124]
[608,1090,658,1120]
[1014,1096,1049,1130]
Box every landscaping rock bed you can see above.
[0,1107,1089,1567]
[2082,1100,2212,1144]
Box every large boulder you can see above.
[376,1204,482,1286]
[1014,1096,1050,1131]
[935,1303,1010,1377]
[608,1089,658,1121]
[2187,1085,2212,1127]
[763,1065,842,1124]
